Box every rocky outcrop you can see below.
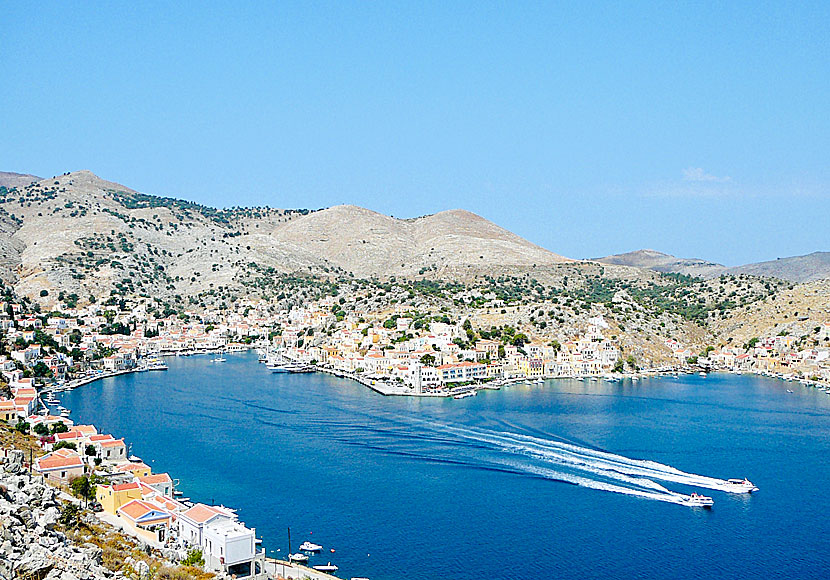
[0,469,112,580]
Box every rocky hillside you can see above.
[0,170,571,306]
[727,252,830,283]
[270,204,571,278]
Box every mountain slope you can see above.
[0,170,572,303]
[597,249,830,283]
[269,205,571,278]
[0,171,42,189]
[725,252,830,283]
[595,249,726,278]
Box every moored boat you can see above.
[299,541,323,552]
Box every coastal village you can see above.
[2,288,830,580]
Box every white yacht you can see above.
[313,563,339,573]
[681,492,714,507]
[725,478,759,493]
[288,553,309,563]
[299,541,323,552]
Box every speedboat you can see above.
[288,553,309,563]
[681,492,714,508]
[299,541,323,552]
[313,563,339,573]
[453,391,476,399]
[725,478,759,493]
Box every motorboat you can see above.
[313,563,339,573]
[299,541,323,552]
[453,391,476,399]
[725,478,758,493]
[60,409,71,418]
[288,553,309,563]
[681,492,714,507]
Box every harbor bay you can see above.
[57,353,830,580]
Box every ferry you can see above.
[288,553,309,563]
[681,492,714,508]
[725,478,759,493]
[299,541,323,552]
[313,563,339,573]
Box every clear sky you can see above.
[1,2,827,265]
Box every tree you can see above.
[182,548,204,567]
[15,420,29,433]
[33,423,49,436]
[420,354,436,366]
[85,444,96,456]
[58,503,83,530]
[70,475,96,501]
[612,359,625,373]
[626,355,638,371]
[32,361,53,378]
[51,422,69,434]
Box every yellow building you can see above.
[96,481,143,514]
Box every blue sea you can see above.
[58,353,830,580]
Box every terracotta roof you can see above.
[116,462,150,472]
[118,499,171,523]
[181,503,226,524]
[36,448,84,471]
[112,482,141,492]
[138,473,172,485]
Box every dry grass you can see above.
[63,519,214,580]
[0,423,45,458]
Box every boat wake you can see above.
[323,411,738,505]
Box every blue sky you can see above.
[1,2,827,265]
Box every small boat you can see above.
[288,553,309,563]
[299,541,323,552]
[699,372,708,377]
[60,409,71,418]
[313,563,339,573]
[453,391,476,399]
[681,492,714,508]
[725,478,759,493]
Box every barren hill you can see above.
[726,252,830,283]
[270,205,571,278]
[0,171,42,188]
[0,170,572,304]
[595,249,726,278]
